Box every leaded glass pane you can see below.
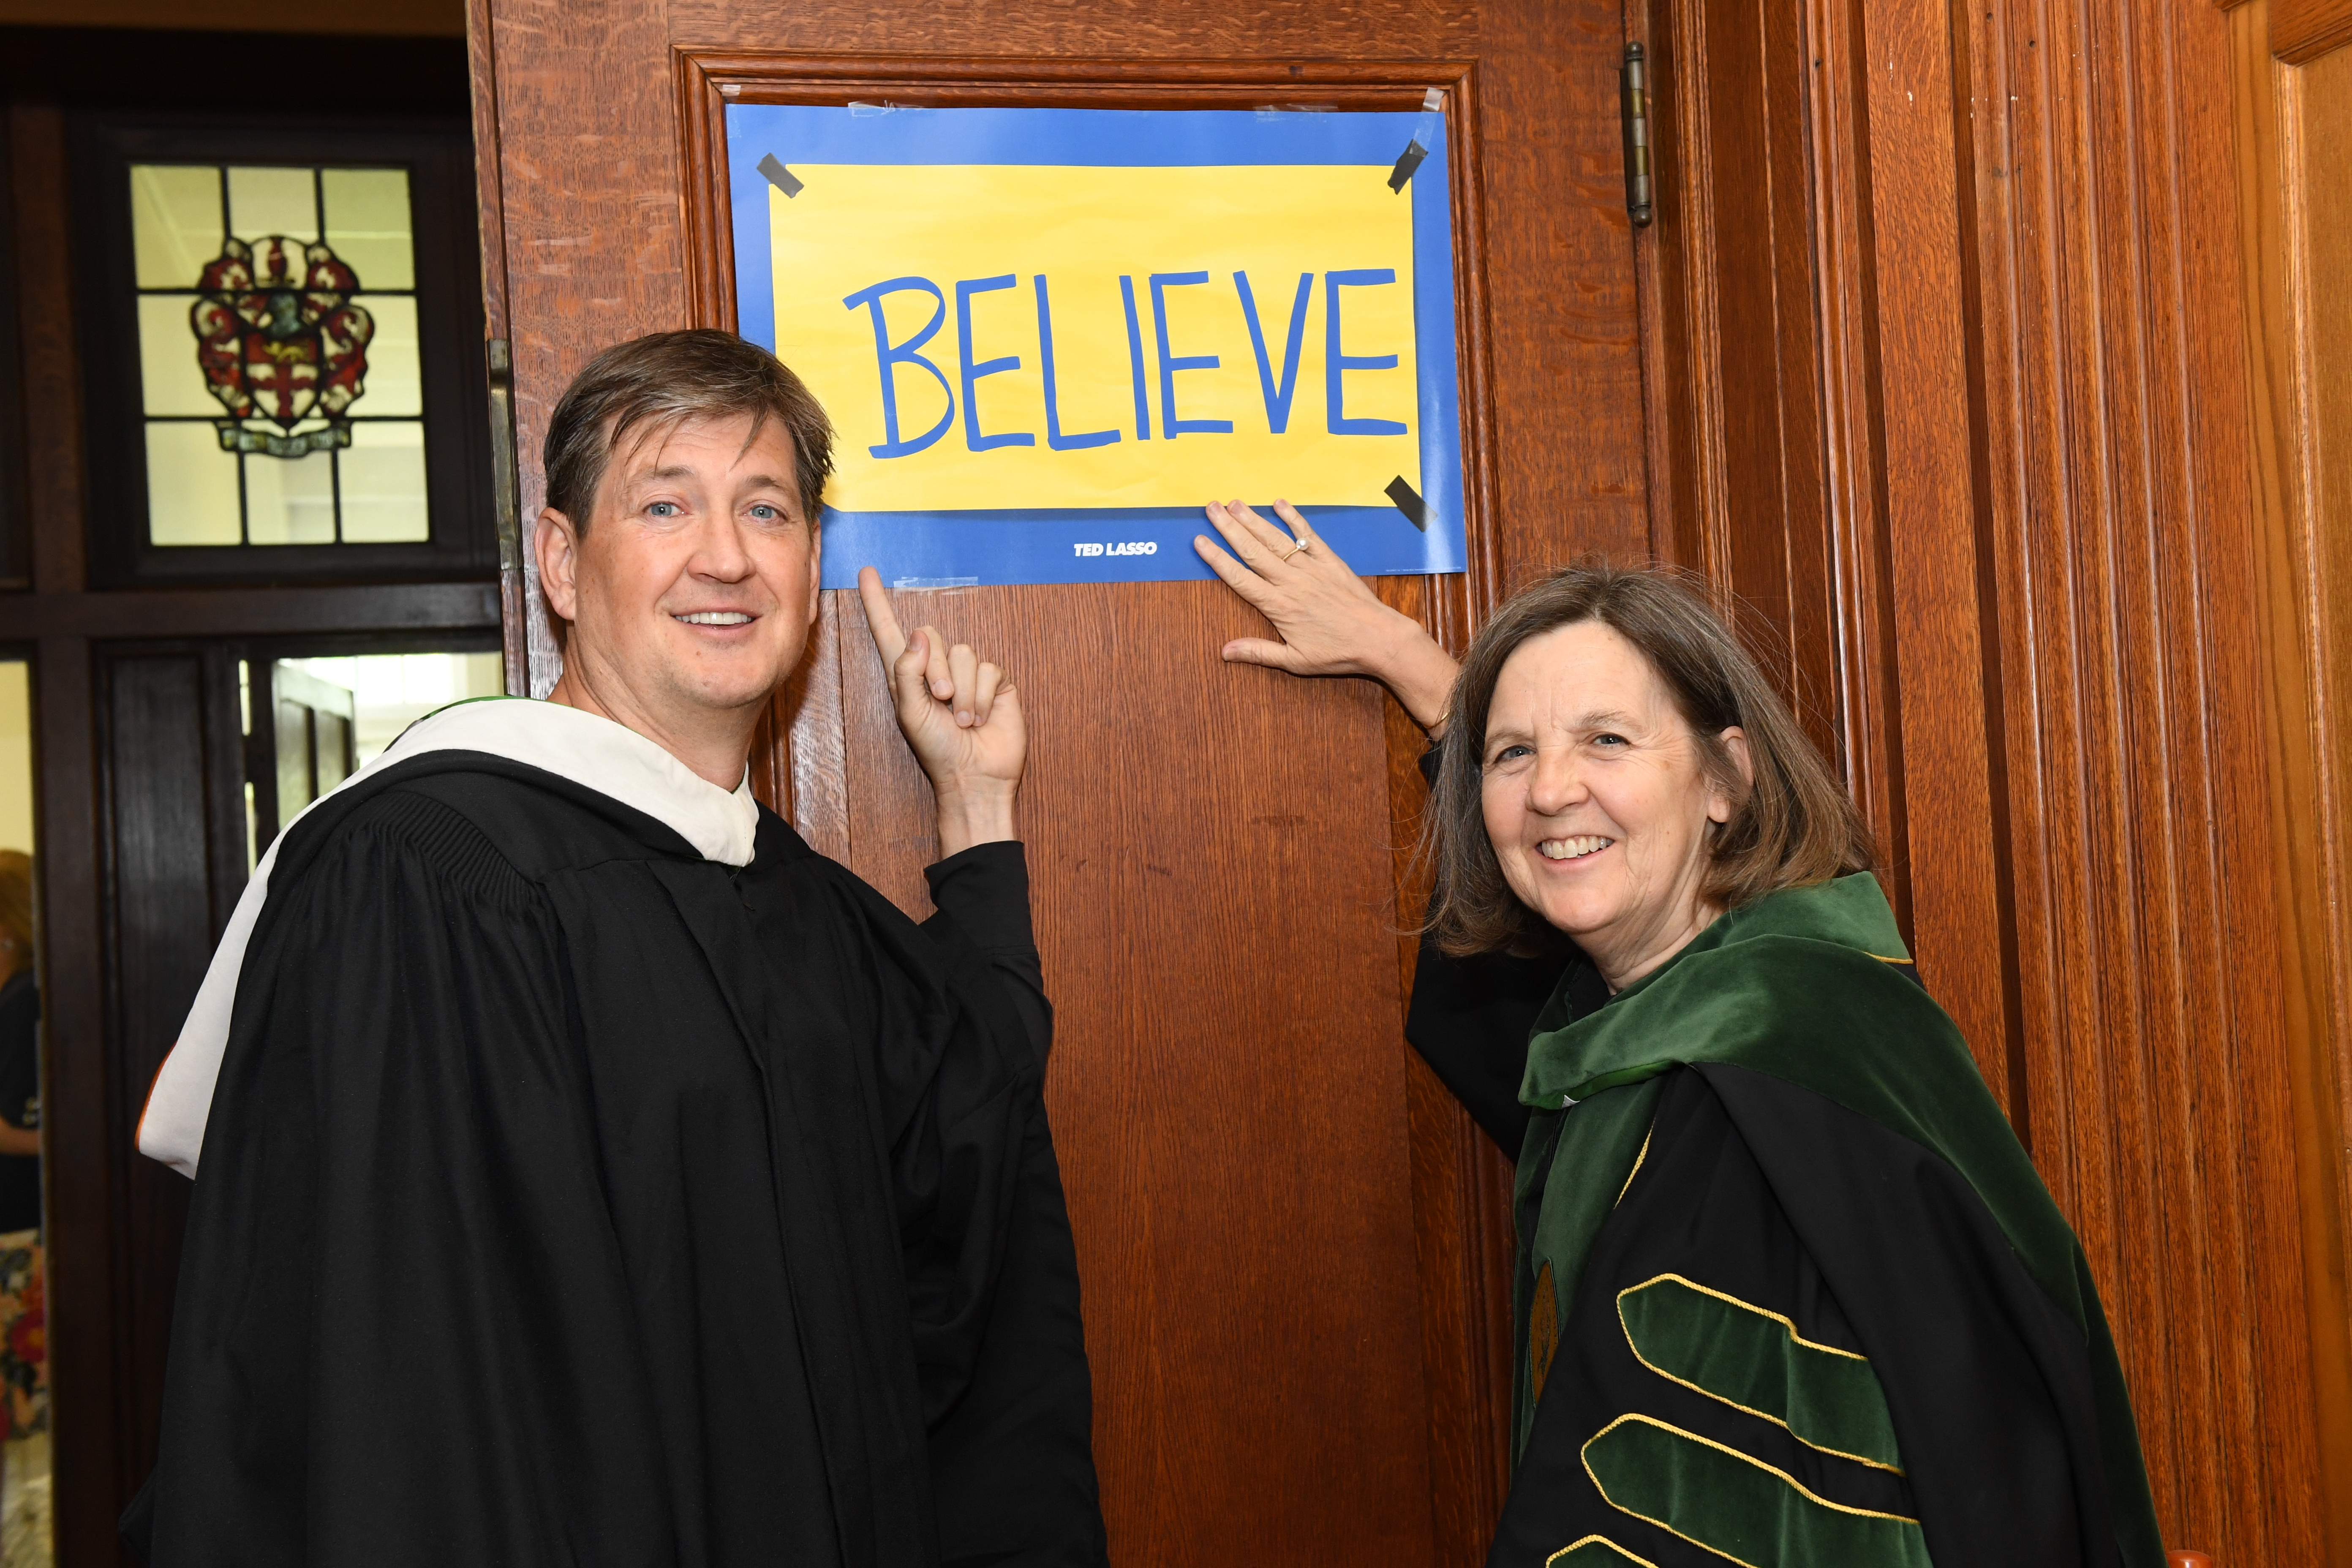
[354,294,421,416]
[226,166,317,244]
[243,449,336,544]
[137,295,217,416]
[321,168,414,290]
[136,159,434,549]
[132,165,223,289]
[143,423,241,545]
[339,422,429,543]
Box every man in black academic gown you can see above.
[127,329,1106,1568]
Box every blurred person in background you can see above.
[0,852,39,1228]
[0,849,49,1539]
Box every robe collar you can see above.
[138,696,759,1179]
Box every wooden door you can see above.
[470,5,1654,1564]
[261,662,359,843]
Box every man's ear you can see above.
[1709,726,1753,824]
[536,508,581,623]
[806,520,823,624]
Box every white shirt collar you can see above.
[138,697,760,1179]
[380,696,760,864]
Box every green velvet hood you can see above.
[1509,872,2164,1566]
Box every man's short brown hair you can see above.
[542,329,835,529]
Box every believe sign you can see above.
[726,104,1467,589]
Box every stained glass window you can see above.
[130,163,428,547]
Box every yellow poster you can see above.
[728,104,1463,588]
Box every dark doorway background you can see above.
[0,16,500,1563]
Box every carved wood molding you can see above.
[1638,0,1917,972]
[1859,0,2333,1557]
[2231,0,2352,1553]
[2277,0,2352,62]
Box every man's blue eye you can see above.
[1594,733,1628,747]
[749,504,779,520]
[647,501,681,517]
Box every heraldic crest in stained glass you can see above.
[188,235,375,458]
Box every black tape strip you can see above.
[756,153,805,198]
[1387,139,1429,193]
[1386,476,1431,531]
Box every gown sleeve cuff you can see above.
[924,840,1037,955]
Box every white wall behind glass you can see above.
[278,652,503,762]
[0,667,31,857]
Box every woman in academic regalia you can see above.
[1192,504,2169,1568]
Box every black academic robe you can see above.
[128,753,1105,1568]
[1413,880,2164,1568]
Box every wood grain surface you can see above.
[1927,0,2328,1555]
[1639,0,1916,944]
[480,5,1653,1564]
[2232,4,2352,1557]
[1850,0,2017,1103]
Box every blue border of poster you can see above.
[725,104,1467,590]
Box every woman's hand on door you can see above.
[1192,499,1461,733]
[858,566,1024,856]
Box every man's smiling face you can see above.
[540,411,820,728]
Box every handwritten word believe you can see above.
[842,270,1408,460]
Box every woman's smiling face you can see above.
[1479,620,1747,988]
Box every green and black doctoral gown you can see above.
[124,723,1104,1568]
[1446,874,2168,1568]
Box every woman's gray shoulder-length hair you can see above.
[1423,561,1879,958]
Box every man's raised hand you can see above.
[858,566,1024,855]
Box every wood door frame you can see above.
[2231,0,2352,1554]
[669,49,1522,1556]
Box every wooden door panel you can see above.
[826,579,1434,1564]
[477,5,1655,1563]
[91,646,247,1513]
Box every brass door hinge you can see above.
[1622,44,1654,228]
[486,338,522,575]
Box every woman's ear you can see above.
[536,508,581,623]
[1709,726,1753,824]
